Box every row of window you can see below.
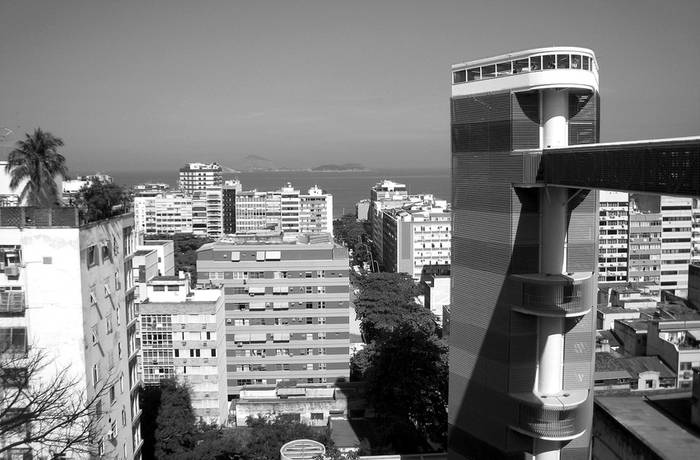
[453,53,595,84]
[227,316,329,326]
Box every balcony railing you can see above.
[510,273,593,317]
[511,390,589,441]
[0,291,26,314]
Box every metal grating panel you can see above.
[512,91,540,150]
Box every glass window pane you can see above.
[513,58,529,73]
[543,55,555,69]
[557,54,570,69]
[453,70,466,84]
[530,56,542,71]
[482,65,496,78]
[496,62,512,76]
[571,54,582,69]
[467,68,480,81]
[583,56,590,70]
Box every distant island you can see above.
[311,163,368,172]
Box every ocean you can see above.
[103,168,451,218]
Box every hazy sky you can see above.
[1,0,698,172]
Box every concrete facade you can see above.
[0,209,142,459]
[138,275,228,424]
[450,47,600,459]
[133,192,193,236]
[660,196,693,296]
[598,191,629,284]
[195,232,350,396]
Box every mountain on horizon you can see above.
[238,154,276,171]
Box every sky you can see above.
[1,0,698,172]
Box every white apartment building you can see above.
[178,163,223,193]
[300,185,334,234]
[133,192,193,236]
[0,208,142,459]
[192,188,223,238]
[234,185,333,236]
[138,274,227,424]
[381,200,451,279]
[598,191,629,283]
[692,198,700,263]
[661,196,693,296]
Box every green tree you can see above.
[238,414,330,460]
[353,272,431,342]
[363,324,448,449]
[5,128,68,206]
[145,233,213,285]
[153,379,196,459]
[76,180,128,222]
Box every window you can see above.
[101,244,111,261]
[174,349,179,357]
[467,67,480,81]
[571,54,582,69]
[482,64,495,78]
[109,384,116,404]
[453,70,466,84]
[543,55,555,69]
[645,379,654,389]
[513,58,529,73]
[230,251,240,261]
[91,326,99,345]
[92,364,99,387]
[530,55,542,71]
[153,285,165,292]
[496,62,512,76]
[211,348,216,357]
[106,316,113,334]
[167,285,180,292]
[556,54,569,69]
[87,245,98,268]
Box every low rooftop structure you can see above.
[593,394,700,458]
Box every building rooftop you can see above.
[618,319,649,333]
[206,231,335,248]
[598,305,640,315]
[595,395,700,458]
[596,330,621,349]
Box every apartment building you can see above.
[223,179,242,235]
[195,231,350,396]
[647,319,700,389]
[660,196,693,296]
[192,188,223,238]
[138,274,227,424]
[598,191,629,283]
[368,180,408,267]
[138,239,175,277]
[628,209,662,297]
[381,200,451,279]
[0,207,142,459]
[234,185,333,236]
[132,183,170,198]
[133,192,193,236]
[178,162,223,193]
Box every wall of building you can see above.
[196,238,350,395]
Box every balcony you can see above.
[510,390,589,441]
[510,272,593,317]
[0,291,26,314]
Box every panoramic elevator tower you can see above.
[449,47,600,459]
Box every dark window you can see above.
[153,285,165,292]
[482,65,495,78]
[497,62,512,75]
[571,54,582,69]
[543,55,555,69]
[467,68,480,81]
[557,54,570,69]
[513,58,529,73]
[87,246,98,268]
[530,56,542,71]
[453,70,466,84]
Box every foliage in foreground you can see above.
[76,179,129,222]
[350,271,448,451]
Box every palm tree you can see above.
[5,128,68,207]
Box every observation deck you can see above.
[510,390,589,441]
[452,46,599,96]
[509,272,594,317]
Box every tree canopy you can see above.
[144,233,213,285]
[333,214,373,267]
[76,179,128,222]
[5,128,67,207]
